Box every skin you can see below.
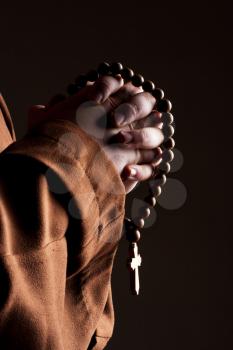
[28,75,164,193]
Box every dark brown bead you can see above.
[162,150,174,163]
[163,138,175,149]
[86,70,99,82]
[121,67,134,81]
[142,80,155,92]
[156,169,167,178]
[153,186,162,197]
[67,83,79,95]
[110,62,123,75]
[134,217,145,229]
[126,229,141,243]
[161,112,174,124]
[139,206,151,218]
[159,162,171,174]
[163,125,174,139]
[131,74,144,87]
[156,99,172,112]
[75,75,87,87]
[152,88,165,100]
[149,175,166,191]
[155,169,167,177]
[157,170,167,181]
[144,195,156,207]
[97,62,110,75]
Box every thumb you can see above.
[121,166,139,194]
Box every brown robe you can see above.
[0,94,125,349]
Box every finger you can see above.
[88,75,124,103]
[118,147,162,171]
[137,111,174,129]
[122,164,156,182]
[124,153,162,181]
[122,178,139,194]
[45,75,123,115]
[103,81,143,113]
[45,85,92,115]
[121,166,139,194]
[113,91,156,127]
[121,149,163,192]
[112,127,164,149]
[135,110,162,129]
[137,147,163,165]
[29,105,46,113]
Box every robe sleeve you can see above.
[0,118,126,350]
[0,94,16,152]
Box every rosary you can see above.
[67,62,175,296]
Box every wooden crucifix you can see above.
[127,242,142,295]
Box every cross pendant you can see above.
[127,242,142,295]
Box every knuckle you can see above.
[126,102,139,119]
[140,128,151,145]
[107,96,119,110]
[139,92,156,113]
[124,83,142,95]
[95,77,111,97]
[115,84,142,103]
[144,91,156,104]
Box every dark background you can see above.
[1,1,232,349]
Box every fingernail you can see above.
[153,147,160,157]
[114,111,126,126]
[154,147,162,158]
[120,131,133,144]
[128,167,137,179]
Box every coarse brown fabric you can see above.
[0,95,126,349]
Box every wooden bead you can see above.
[163,125,174,139]
[131,74,144,87]
[110,62,123,75]
[75,75,87,87]
[142,80,155,92]
[156,172,167,185]
[86,69,99,82]
[144,195,156,207]
[161,112,174,124]
[67,83,79,95]
[139,206,151,218]
[152,88,164,100]
[134,217,145,229]
[157,99,172,112]
[98,62,110,75]
[162,138,175,150]
[149,174,167,190]
[159,162,171,174]
[153,186,162,197]
[162,150,174,163]
[121,67,134,81]
[126,229,141,243]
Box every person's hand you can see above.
[28,75,164,193]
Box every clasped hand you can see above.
[28,75,164,193]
